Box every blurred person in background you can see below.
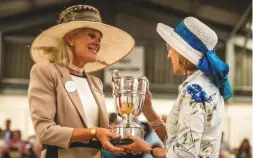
[28,4,134,158]
[2,130,28,158]
[236,138,252,158]
[0,128,4,141]
[28,141,42,158]
[26,136,42,158]
[0,129,6,158]
[109,113,119,129]
[2,120,12,142]
[26,135,37,149]
[220,132,231,152]
[119,17,232,158]
[219,151,228,158]
[220,132,231,157]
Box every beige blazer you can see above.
[28,63,109,158]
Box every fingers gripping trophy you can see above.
[110,70,149,145]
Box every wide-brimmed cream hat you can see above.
[30,5,135,73]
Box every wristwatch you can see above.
[150,145,160,157]
[89,127,97,138]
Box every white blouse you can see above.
[71,75,99,128]
[165,70,224,158]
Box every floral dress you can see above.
[165,70,224,158]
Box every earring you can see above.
[70,43,73,46]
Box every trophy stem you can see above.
[126,115,131,128]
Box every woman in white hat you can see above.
[28,4,134,158]
[120,17,232,158]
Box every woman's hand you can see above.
[119,132,151,154]
[95,128,126,155]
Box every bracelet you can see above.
[148,117,163,127]
[153,121,164,131]
[150,145,160,157]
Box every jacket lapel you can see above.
[54,64,87,127]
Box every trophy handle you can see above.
[111,69,120,80]
[111,70,120,92]
[138,76,149,115]
[141,76,149,90]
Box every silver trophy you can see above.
[110,70,149,145]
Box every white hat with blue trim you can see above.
[156,17,233,100]
[156,17,218,65]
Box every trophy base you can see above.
[111,126,144,145]
[110,138,133,145]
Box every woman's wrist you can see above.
[94,127,102,139]
[70,128,94,143]
[89,127,97,139]
[150,146,166,158]
[144,143,152,153]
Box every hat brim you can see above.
[156,23,202,65]
[31,21,135,73]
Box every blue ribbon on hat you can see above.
[174,21,232,100]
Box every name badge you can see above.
[65,81,76,93]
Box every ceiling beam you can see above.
[196,5,241,26]
[229,2,252,39]
[0,13,56,33]
[0,0,78,33]
[150,0,242,26]
[0,1,31,17]
[117,5,229,40]
[190,0,200,16]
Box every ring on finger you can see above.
[132,152,137,155]
[126,150,131,153]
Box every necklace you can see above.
[68,63,84,73]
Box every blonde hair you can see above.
[34,39,72,66]
[33,29,89,66]
[54,39,73,65]
[175,51,197,71]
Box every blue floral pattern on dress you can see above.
[187,84,212,103]
[165,71,224,158]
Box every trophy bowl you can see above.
[110,70,149,145]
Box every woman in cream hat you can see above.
[28,4,134,158]
[120,17,232,158]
